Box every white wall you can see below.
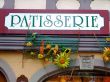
[14,0,46,9]
[90,0,110,11]
[0,0,4,8]
[56,0,80,9]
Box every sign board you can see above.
[5,13,104,30]
[80,55,94,70]
[0,9,109,34]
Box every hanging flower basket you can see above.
[37,41,72,68]
[24,32,72,68]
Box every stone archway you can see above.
[29,64,60,82]
[0,59,16,82]
[30,64,110,82]
[0,71,7,82]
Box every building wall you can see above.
[0,0,110,11]
[14,0,46,9]
[0,51,44,80]
[0,51,103,81]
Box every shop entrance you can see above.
[0,71,7,82]
[44,75,109,82]
[43,68,110,82]
[44,76,103,82]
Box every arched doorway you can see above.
[0,71,7,82]
[30,54,109,82]
[43,67,110,82]
[44,69,104,82]
[0,59,16,82]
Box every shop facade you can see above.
[0,0,110,82]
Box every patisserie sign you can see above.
[5,13,104,30]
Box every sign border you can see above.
[0,9,109,34]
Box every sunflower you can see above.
[55,53,70,68]
[103,47,110,56]
[103,47,110,62]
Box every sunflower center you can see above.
[60,58,65,64]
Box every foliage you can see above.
[37,41,71,68]
[25,33,37,47]
[25,32,72,68]
[24,33,37,58]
